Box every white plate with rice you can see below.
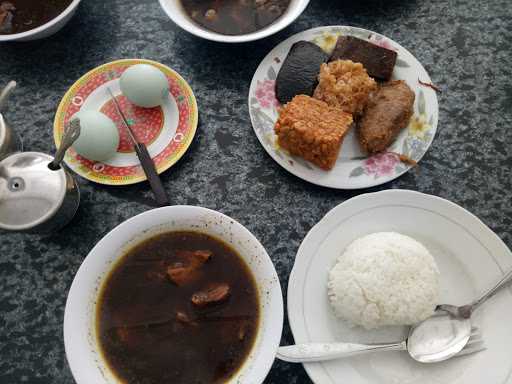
[287,189,512,384]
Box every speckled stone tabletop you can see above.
[0,0,511,382]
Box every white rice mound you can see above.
[328,232,440,330]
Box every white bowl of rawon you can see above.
[158,0,310,43]
[64,205,284,384]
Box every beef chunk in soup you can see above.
[192,283,231,307]
[166,249,213,285]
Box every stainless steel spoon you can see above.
[49,118,81,170]
[0,80,16,111]
[437,267,512,319]
[277,318,483,364]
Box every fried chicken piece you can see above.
[313,60,377,115]
[358,80,415,154]
[274,95,353,170]
[191,283,231,307]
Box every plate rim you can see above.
[53,58,199,186]
[287,189,512,383]
[248,25,439,189]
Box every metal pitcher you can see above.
[0,81,23,161]
[0,152,80,234]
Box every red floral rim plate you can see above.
[54,59,198,186]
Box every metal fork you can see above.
[455,326,486,358]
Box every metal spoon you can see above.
[0,80,16,111]
[437,267,512,319]
[277,317,482,364]
[49,118,81,170]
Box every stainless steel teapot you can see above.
[0,151,80,233]
[0,118,81,234]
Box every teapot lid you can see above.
[0,152,68,231]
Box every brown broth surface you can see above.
[0,0,73,35]
[180,0,291,35]
[97,231,259,384]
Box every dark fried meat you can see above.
[191,283,231,307]
[358,80,415,154]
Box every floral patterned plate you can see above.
[248,26,439,189]
[54,59,198,185]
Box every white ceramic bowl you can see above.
[0,0,81,42]
[64,206,284,384]
[158,0,310,43]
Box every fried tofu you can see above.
[274,95,353,170]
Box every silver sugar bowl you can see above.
[0,152,80,233]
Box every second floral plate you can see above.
[248,26,439,189]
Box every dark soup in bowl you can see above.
[0,0,72,35]
[180,0,291,35]
[97,231,260,384]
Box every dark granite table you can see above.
[1,0,511,382]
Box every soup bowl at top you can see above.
[64,205,284,384]
[158,0,310,43]
[0,0,81,42]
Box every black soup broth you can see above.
[97,231,260,384]
[0,0,73,35]
[180,0,291,35]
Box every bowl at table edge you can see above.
[64,205,284,384]
[158,0,310,43]
[0,0,81,42]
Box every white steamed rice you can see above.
[328,232,440,330]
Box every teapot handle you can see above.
[0,81,17,112]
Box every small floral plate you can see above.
[248,26,439,189]
[54,59,198,186]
